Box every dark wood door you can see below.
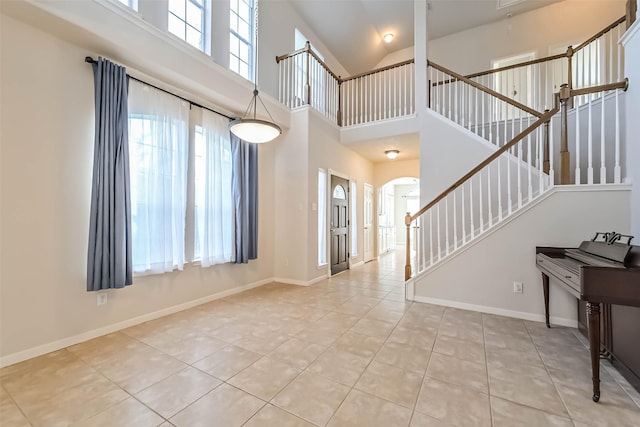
[330,175,349,275]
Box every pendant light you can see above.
[229,0,281,144]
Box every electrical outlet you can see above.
[513,282,523,294]
[97,292,108,306]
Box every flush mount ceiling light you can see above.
[229,2,281,144]
[383,33,394,43]
[385,150,399,159]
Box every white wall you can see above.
[375,0,625,76]
[373,159,420,188]
[622,18,640,238]
[420,110,498,206]
[394,184,419,244]
[0,14,276,361]
[429,0,625,75]
[307,110,374,276]
[413,186,632,325]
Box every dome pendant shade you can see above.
[229,89,281,144]
[229,118,282,144]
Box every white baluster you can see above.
[517,114,523,209]
[615,89,621,183]
[575,94,581,185]
[588,96,593,184]
[549,116,555,187]
[600,85,606,183]
[436,204,441,261]
[470,178,475,239]
[527,117,533,202]
[479,170,485,233]
[429,210,433,266]
[461,185,466,244]
[445,196,450,256]
[453,192,458,250]
[488,165,493,227]
[475,87,479,137]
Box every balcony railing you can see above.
[276,42,415,127]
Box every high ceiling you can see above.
[289,0,563,75]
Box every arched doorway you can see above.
[377,177,420,262]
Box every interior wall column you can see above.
[414,0,428,114]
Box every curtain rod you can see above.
[85,56,235,121]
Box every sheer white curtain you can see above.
[318,169,327,265]
[128,80,189,274]
[195,110,234,267]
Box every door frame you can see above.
[363,183,374,262]
[328,169,351,276]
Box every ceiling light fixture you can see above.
[385,150,399,159]
[229,2,281,144]
[383,33,394,43]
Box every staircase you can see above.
[404,17,630,289]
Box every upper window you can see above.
[168,0,207,51]
[117,0,138,11]
[230,0,255,81]
[333,185,346,200]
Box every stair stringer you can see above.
[406,185,632,326]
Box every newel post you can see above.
[304,41,311,105]
[405,213,412,281]
[543,109,551,174]
[559,84,572,184]
[337,77,342,127]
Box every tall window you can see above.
[318,169,327,266]
[351,181,357,257]
[194,111,234,266]
[128,81,190,274]
[230,0,254,81]
[117,0,138,10]
[168,0,207,51]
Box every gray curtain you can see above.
[231,134,258,263]
[87,58,132,291]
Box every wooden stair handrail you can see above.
[276,42,341,82]
[458,16,625,80]
[428,60,544,118]
[408,97,559,225]
[341,59,415,82]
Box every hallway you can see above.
[2,259,640,426]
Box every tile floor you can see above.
[2,251,640,426]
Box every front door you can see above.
[363,183,374,262]
[330,175,349,275]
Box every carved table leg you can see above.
[587,301,601,402]
[542,273,550,328]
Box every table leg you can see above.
[586,301,601,402]
[542,273,550,328]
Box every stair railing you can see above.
[405,98,560,280]
[428,61,544,149]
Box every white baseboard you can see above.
[350,260,365,269]
[273,275,327,287]
[413,295,577,328]
[0,277,274,368]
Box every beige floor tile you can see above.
[488,367,568,416]
[233,329,291,355]
[349,317,395,339]
[415,377,491,427]
[373,341,431,375]
[72,396,165,427]
[490,396,573,427]
[327,389,412,427]
[433,334,485,364]
[244,404,316,427]
[272,372,351,426]
[484,329,537,353]
[426,352,488,393]
[437,321,484,344]
[332,331,385,359]
[556,382,640,427]
[268,338,326,370]
[170,383,265,427]
[409,411,455,426]
[228,355,301,400]
[0,386,30,427]
[387,326,437,350]
[135,366,221,418]
[11,375,129,426]
[306,347,371,387]
[192,344,261,381]
[92,347,186,394]
[355,360,423,408]
[141,333,227,364]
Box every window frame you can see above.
[168,0,209,53]
[229,0,255,81]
